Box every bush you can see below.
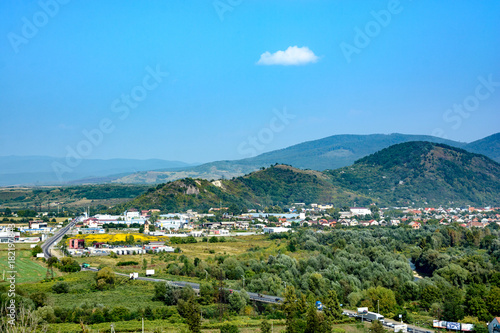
[56,257,81,272]
[94,267,115,290]
[31,245,43,257]
[116,261,139,266]
[51,282,69,294]
[220,323,239,333]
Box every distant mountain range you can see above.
[112,141,500,212]
[113,132,500,184]
[0,156,196,186]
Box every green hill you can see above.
[115,165,369,212]
[327,141,500,207]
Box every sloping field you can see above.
[0,243,48,283]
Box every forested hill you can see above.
[327,141,500,207]
[110,141,500,212]
[113,165,369,213]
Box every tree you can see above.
[305,303,320,333]
[323,289,342,321]
[421,285,441,309]
[365,286,397,314]
[200,282,217,305]
[282,286,298,333]
[442,288,465,321]
[125,235,135,245]
[95,267,115,290]
[486,286,500,316]
[260,320,272,333]
[30,291,47,309]
[154,282,180,305]
[178,298,201,333]
[229,291,246,314]
[370,320,387,333]
[473,324,489,333]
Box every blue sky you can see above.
[1,0,499,163]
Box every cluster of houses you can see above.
[5,205,499,247]
[70,205,500,236]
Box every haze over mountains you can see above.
[1,132,498,187]
[0,156,195,186]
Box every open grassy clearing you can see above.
[175,235,276,260]
[19,271,165,311]
[0,243,49,284]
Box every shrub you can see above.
[31,245,43,257]
[220,323,239,333]
[52,282,69,294]
[116,261,139,266]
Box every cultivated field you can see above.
[0,243,48,283]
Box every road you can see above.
[82,267,283,304]
[41,217,80,259]
[342,309,433,333]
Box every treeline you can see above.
[157,224,500,323]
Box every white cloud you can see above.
[257,46,319,66]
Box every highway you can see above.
[82,266,283,304]
[41,217,80,259]
[342,309,433,333]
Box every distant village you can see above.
[2,204,499,254]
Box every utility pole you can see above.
[377,299,379,314]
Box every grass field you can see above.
[175,235,280,261]
[0,243,49,284]
[44,320,367,333]
[67,234,281,285]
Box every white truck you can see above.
[146,269,155,276]
[359,311,384,322]
[394,324,407,333]
[129,272,139,280]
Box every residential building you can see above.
[69,239,85,249]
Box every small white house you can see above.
[350,207,372,216]
[263,227,290,234]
